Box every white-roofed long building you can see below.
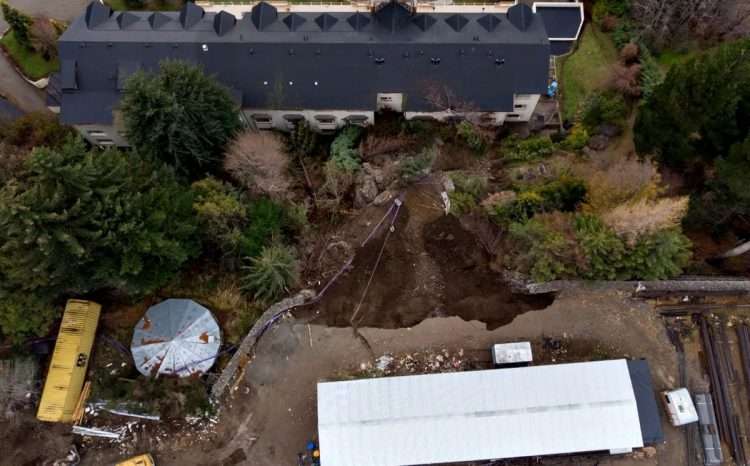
[317,359,663,466]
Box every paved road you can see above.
[0,0,89,113]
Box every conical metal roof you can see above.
[131,299,221,378]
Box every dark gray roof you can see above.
[627,359,665,445]
[84,1,112,29]
[536,5,583,39]
[179,2,204,29]
[0,97,23,119]
[213,10,236,36]
[507,3,533,31]
[56,1,553,125]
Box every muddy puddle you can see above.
[304,206,554,330]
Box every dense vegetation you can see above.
[121,60,240,179]
[636,39,750,233]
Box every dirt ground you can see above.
[2,181,695,466]
[300,182,553,330]
[137,285,686,466]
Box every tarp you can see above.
[131,299,221,377]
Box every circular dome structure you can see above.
[131,299,221,378]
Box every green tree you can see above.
[0,292,57,345]
[635,40,750,168]
[121,60,240,179]
[0,138,199,297]
[192,177,247,256]
[1,3,32,49]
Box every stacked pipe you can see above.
[699,316,747,466]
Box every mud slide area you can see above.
[305,184,554,329]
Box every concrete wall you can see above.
[78,93,543,146]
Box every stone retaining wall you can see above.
[211,290,314,401]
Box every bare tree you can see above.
[223,129,292,198]
[631,0,750,48]
[30,17,58,60]
[610,63,642,98]
[422,80,479,115]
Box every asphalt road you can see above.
[0,0,89,112]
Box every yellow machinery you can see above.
[36,299,101,423]
[116,454,155,466]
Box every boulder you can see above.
[354,174,379,207]
[362,162,386,188]
[587,134,610,151]
[373,190,394,206]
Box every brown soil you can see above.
[303,182,553,329]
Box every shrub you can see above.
[619,42,640,63]
[581,91,628,130]
[241,244,299,303]
[449,172,488,199]
[192,177,247,255]
[574,215,627,280]
[0,292,58,345]
[399,146,436,184]
[1,3,31,49]
[0,143,28,183]
[578,156,660,213]
[508,216,576,282]
[223,130,291,197]
[624,229,692,280]
[239,198,286,259]
[488,176,587,224]
[121,60,240,179]
[610,63,642,97]
[600,15,618,33]
[501,135,556,163]
[592,0,630,21]
[448,191,477,215]
[560,126,590,152]
[286,121,317,157]
[456,121,490,154]
[30,17,59,60]
[329,126,362,171]
[0,138,199,297]
[612,19,637,50]
[639,46,664,100]
[0,112,75,150]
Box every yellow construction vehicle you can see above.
[116,453,155,466]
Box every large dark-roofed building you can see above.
[51,0,584,146]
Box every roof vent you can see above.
[347,12,370,31]
[374,1,413,33]
[477,14,501,32]
[251,2,278,31]
[117,12,139,29]
[283,13,306,31]
[412,14,435,32]
[315,13,338,31]
[507,3,533,31]
[148,12,170,29]
[84,1,112,29]
[179,2,205,29]
[213,10,236,36]
[445,14,468,32]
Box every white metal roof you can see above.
[317,359,644,466]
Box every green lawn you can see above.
[557,26,618,122]
[0,31,59,80]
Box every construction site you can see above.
[2,180,750,466]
